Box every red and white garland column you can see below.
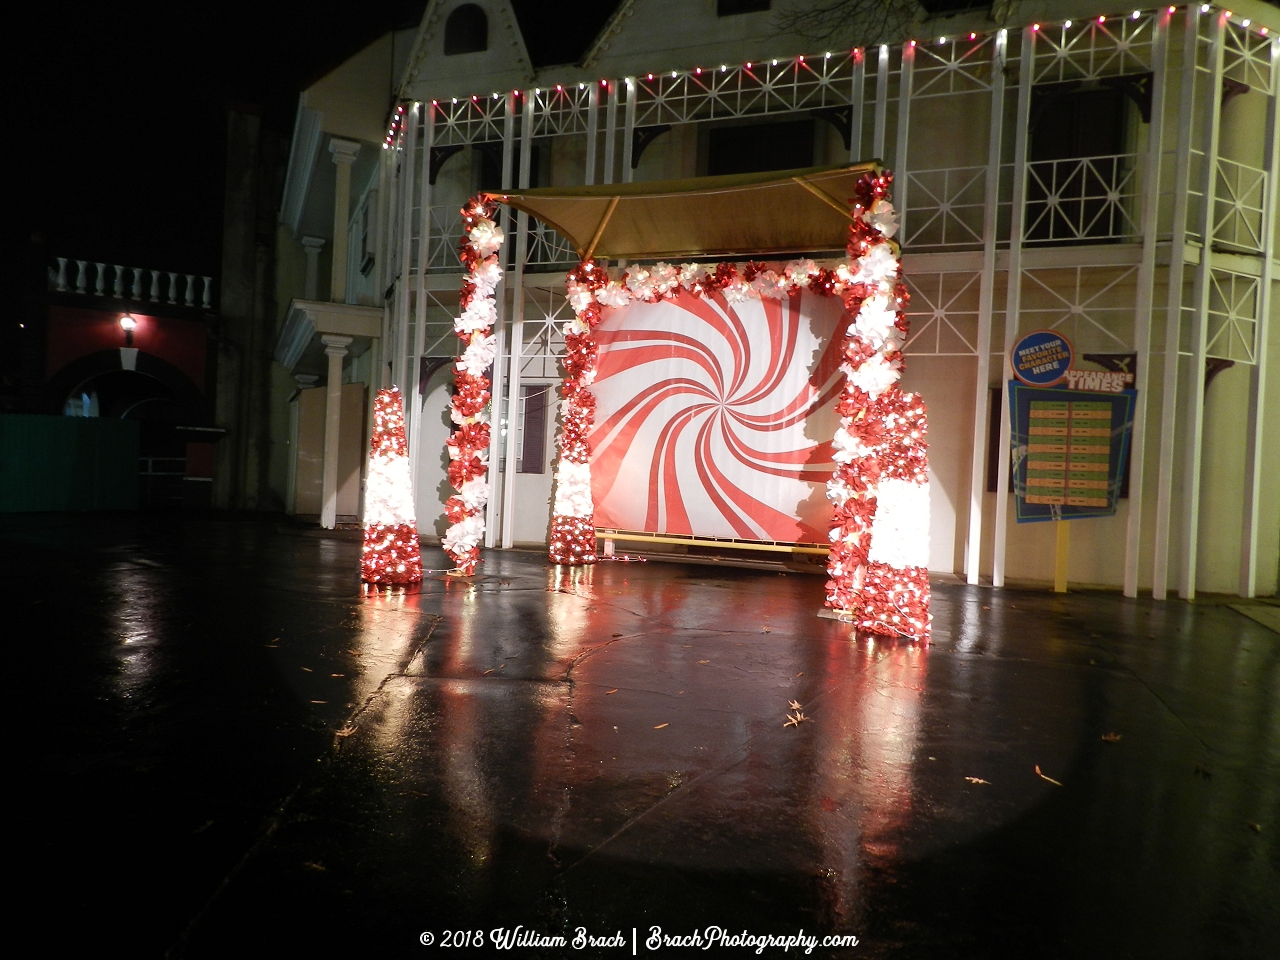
[440,197,503,575]
[549,261,607,564]
[361,386,423,585]
[826,172,931,641]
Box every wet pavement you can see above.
[7,515,1277,959]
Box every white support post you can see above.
[894,42,914,241]
[329,138,361,305]
[1153,8,1201,600]
[96,264,107,297]
[74,261,86,294]
[320,335,353,529]
[395,107,419,396]
[374,154,393,388]
[1239,39,1279,597]
[484,93,518,549]
[873,45,889,160]
[302,237,325,300]
[622,78,637,183]
[1123,10,1171,598]
[585,82,600,186]
[500,89,535,549]
[992,26,1036,589]
[408,103,434,495]
[1178,11,1226,601]
[849,50,865,163]
[964,28,1008,585]
[604,81,618,185]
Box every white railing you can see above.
[425,205,463,274]
[1022,153,1142,244]
[525,220,578,270]
[904,164,991,249]
[1212,157,1268,253]
[421,206,578,275]
[49,260,214,309]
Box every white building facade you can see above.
[275,0,1280,599]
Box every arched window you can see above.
[444,4,488,55]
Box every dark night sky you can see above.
[13,2,621,287]
[15,2,425,280]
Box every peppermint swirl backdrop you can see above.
[588,288,845,543]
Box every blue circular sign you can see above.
[1011,329,1073,386]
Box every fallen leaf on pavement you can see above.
[335,726,358,738]
[965,777,990,785]
[784,711,808,727]
[1035,765,1063,786]
[1101,732,1122,742]
[698,659,710,664]
[606,688,618,694]
[301,667,313,673]
[788,700,803,710]
[1246,822,1261,833]
[482,669,494,675]
[653,723,669,730]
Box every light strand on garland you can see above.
[361,386,423,585]
[549,260,605,564]
[824,172,931,642]
[440,196,503,575]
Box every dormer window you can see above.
[444,4,488,55]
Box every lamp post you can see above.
[120,313,137,346]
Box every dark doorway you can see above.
[65,370,200,510]
[1026,83,1130,243]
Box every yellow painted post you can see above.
[1054,519,1070,593]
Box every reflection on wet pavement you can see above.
[7,515,1276,959]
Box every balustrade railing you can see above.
[1023,153,1143,245]
[421,207,578,275]
[1212,157,1268,253]
[49,260,215,309]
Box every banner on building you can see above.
[1007,381,1136,523]
[587,290,844,543]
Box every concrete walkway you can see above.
[8,515,1276,958]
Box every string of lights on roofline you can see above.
[382,4,1277,147]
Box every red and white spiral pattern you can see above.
[587,288,845,543]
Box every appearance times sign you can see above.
[1006,331,1135,523]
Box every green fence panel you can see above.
[0,415,140,512]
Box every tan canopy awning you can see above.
[484,162,880,262]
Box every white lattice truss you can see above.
[1212,157,1269,252]
[911,34,999,98]
[1222,18,1276,93]
[1020,265,1141,352]
[1023,154,1143,243]
[905,165,992,248]
[517,287,573,380]
[1204,270,1260,364]
[902,272,982,356]
[1033,14,1156,83]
